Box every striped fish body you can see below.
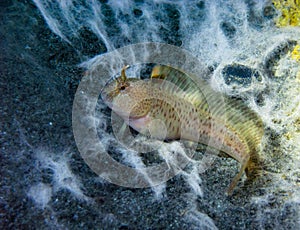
[101,65,264,194]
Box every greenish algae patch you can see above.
[291,44,300,62]
[273,0,300,27]
[289,44,300,82]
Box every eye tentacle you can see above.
[121,65,130,82]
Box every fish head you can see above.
[101,66,153,121]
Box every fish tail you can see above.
[245,154,264,179]
[226,154,250,196]
[227,155,264,196]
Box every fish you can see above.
[101,65,264,195]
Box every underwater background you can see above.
[1,0,300,229]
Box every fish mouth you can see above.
[101,90,113,104]
[101,90,148,123]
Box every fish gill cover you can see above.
[1,0,300,229]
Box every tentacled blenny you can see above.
[101,65,264,195]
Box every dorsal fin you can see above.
[151,65,209,108]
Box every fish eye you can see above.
[118,82,129,91]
